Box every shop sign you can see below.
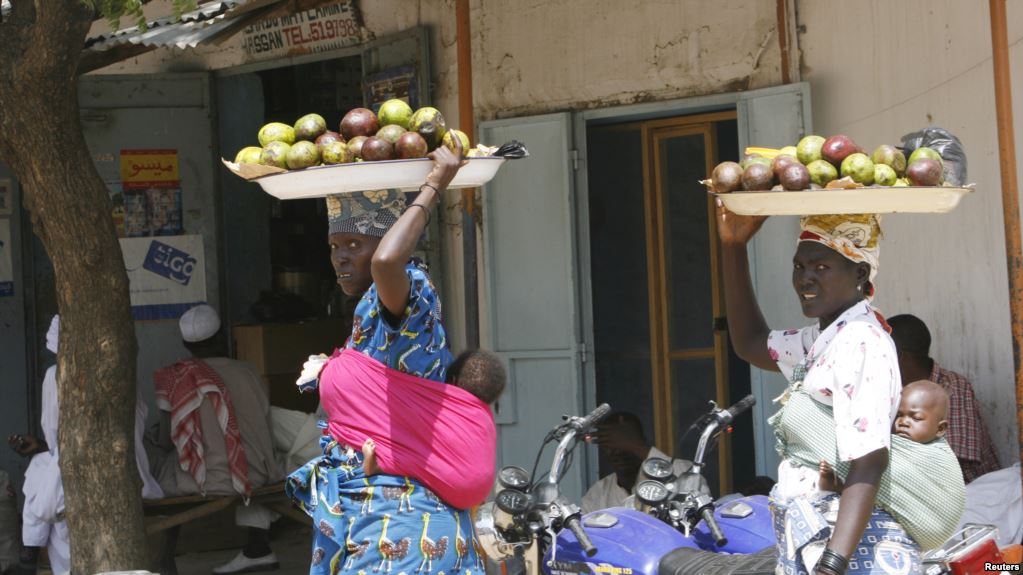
[242,1,361,61]
[121,234,206,320]
[118,149,183,238]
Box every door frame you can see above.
[572,83,811,486]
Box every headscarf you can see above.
[326,189,406,237]
[46,314,59,354]
[798,214,882,298]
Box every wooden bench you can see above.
[143,483,309,574]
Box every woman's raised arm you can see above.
[372,139,465,317]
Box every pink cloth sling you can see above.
[320,348,497,509]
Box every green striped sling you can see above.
[770,388,965,550]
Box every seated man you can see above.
[581,412,709,514]
[888,314,1001,483]
[149,304,281,574]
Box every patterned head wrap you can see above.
[798,214,882,297]
[326,189,406,237]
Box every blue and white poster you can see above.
[0,219,12,297]
[121,234,206,320]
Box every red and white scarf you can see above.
[154,358,251,497]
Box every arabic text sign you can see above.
[120,149,180,189]
[242,2,360,61]
[121,235,206,320]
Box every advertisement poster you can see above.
[120,149,183,237]
[0,179,11,216]
[0,219,12,297]
[121,234,206,320]
[242,2,360,61]
[363,65,419,112]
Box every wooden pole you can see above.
[988,0,1023,475]
[456,0,480,349]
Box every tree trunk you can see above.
[0,3,147,573]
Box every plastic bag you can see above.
[493,140,529,159]
[900,127,968,186]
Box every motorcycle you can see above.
[475,396,778,575]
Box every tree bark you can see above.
[0,2,147,573]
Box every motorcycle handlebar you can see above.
[564,515,597,557]
[700,507,727,548]
[571,403,611,433]
[724,394,756,422]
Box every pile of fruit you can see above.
[704,134,948,193]
[233,99,475,170]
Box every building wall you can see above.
[798,0,1023,466]
[89,0,787,354]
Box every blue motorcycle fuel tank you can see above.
[545,509,687,575]
[545,496,775,575]
[684,495,775,554]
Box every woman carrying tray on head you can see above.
[715,205,962,575]
[287,139,493,575]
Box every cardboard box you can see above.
[233,318,348,375]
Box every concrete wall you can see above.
[798,0,1023,465]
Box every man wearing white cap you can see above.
[7,316,162,575]
[150,304,280,574]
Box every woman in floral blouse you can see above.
[716,206,920,575]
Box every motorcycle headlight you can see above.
[474,502,518,561]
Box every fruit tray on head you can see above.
[222,156,507,200]
[713,185,974,216]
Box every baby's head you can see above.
[893,380,948,443]
[447,349,507,405]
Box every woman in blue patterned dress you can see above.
[288,140,487,575]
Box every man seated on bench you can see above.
[148,304,282,574]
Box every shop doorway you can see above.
[586,111,754,496]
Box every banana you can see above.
[744,146,782,160]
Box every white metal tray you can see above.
[222,156,506,200]
[714,186,974,216]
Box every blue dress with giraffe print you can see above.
[345,260,453,383]
[287,262,483,575]
[287,431,486,575]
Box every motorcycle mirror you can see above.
[641,457,676,482]
[498,466,531,491]
[635,480,670,506]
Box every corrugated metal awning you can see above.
[84,0,279,52]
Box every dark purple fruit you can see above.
[742,162,775,191]
[711,161,744,193]
[340,108,379,141]
[779,163,811,190]
[361,136,394,161]
[906,158,943,186]
[771,154,800,177]
[822,134,861,167]
[395,132,429,159]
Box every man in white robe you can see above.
[7,315,162,575]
